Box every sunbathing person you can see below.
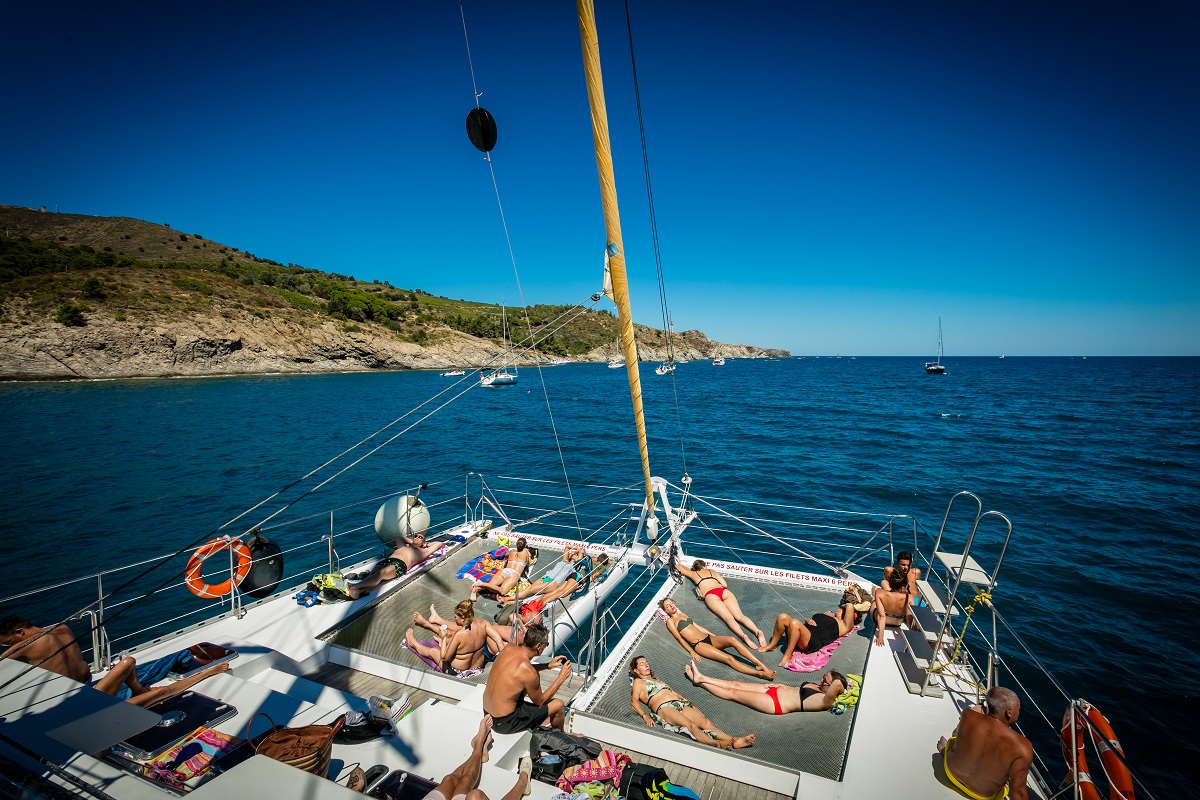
[937,687,1032,800]
[469,537,534,601]
[531,552,608,606]
[0,615,231,708]
[342,530,443,600]
[686,662,849,714]
[415,601,544,659]
[658,598,775,680]
[673,559,767,649]
[759,603,857,667]
[404,600,489,676]
[497,544,589,607]
[629,656,755,750]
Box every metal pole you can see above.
[95,574,107,669]
[328,512,336,573]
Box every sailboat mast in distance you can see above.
[576,0,654,511]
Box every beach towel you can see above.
[831,673,863,715]
[555,749,631,792]
[143,728,242,788]
[456,547,509,580]
[400,638,484,678]
[783,626,859,672]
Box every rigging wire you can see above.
[458,0,586,542]
[622,0,689,478]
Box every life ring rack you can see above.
[1060,699,1135,800]
[185,537,253,599]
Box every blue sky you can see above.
[2,0,1197,355]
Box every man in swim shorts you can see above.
[421,715,530,800]
[937,687,1032,800]
[0,615,231,708]
[482,623,572,734]
[347,531,444,599]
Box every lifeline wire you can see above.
[458,0,586,542]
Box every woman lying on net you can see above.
[658,598,776,680]
[628,656,755,750]
[685,661,849,714]
[673,559,767,649]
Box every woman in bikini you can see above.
[404,600,488,675]
[415,600,545,660]
[673,559,767,649]
[658,598,776,680]
[759,602,857,667]
[628,656,755,750]
[468,538,534,601]
[685,662,849,714]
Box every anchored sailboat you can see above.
[925,317,946,374]
[480,301,518,386]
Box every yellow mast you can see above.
[576,0,655,512]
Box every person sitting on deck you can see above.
[629,655,755,750]
[758,603,858,667]
[496,544,590,607]
[872,551,919,646]
[0,615,230,707]
[658,598,775,680]
[468,537,534,602]
[882,551,921,594]
[418,715,531,800]
[482,623,572,734]
[404,600,489,676]
[685,661,849,714]
[340,530,443,600]
[937,687,1032,800]
[673,559,768,649]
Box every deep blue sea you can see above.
[1,356,1196,795]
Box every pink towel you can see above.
[556,749,631,792]
[784,627,858,672]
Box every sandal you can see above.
[345,766,366,792]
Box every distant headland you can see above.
[0,205,788,381]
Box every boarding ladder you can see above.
[894,491,1013,698]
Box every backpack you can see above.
[527,729,602,782]
[619,764,699,800]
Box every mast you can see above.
[576,0,655,511]
[937,317,943,366]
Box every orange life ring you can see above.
[1061,702,1135,800]
[186,538,252,599]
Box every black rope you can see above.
[622,0,689,478]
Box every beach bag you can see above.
[250,712,344,776]
[618,764,671,800]
[841,584,872,613]
[528,729,602,781]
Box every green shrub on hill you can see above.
[54,303,87,326]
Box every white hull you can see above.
[480,371,517,386]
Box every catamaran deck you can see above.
[585,576,870,782]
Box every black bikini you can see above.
[799,683,821,702]
[676,617,713,649]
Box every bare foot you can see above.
[778,656,791,668]
[756,629,768,649]
[732,734,755,749]
[757,666,776,681]
[414,611,429,626]
[471,715,494,762]
[429,604,440,621]
[404,628,419,649]
[741,634,757,649]
[684,662,701,685]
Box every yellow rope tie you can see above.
[926,589,991,690]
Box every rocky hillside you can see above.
[0,205,788,380]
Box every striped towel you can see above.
[555,749,631,792]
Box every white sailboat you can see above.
[480,302,518,386]
[925,317,946,374]
[0,6,1147,800]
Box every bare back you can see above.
[482,646,537,718]
[946,708,1033,800]
[4,625,90,683]
[446,621,488,671]
[392,541,441,570]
